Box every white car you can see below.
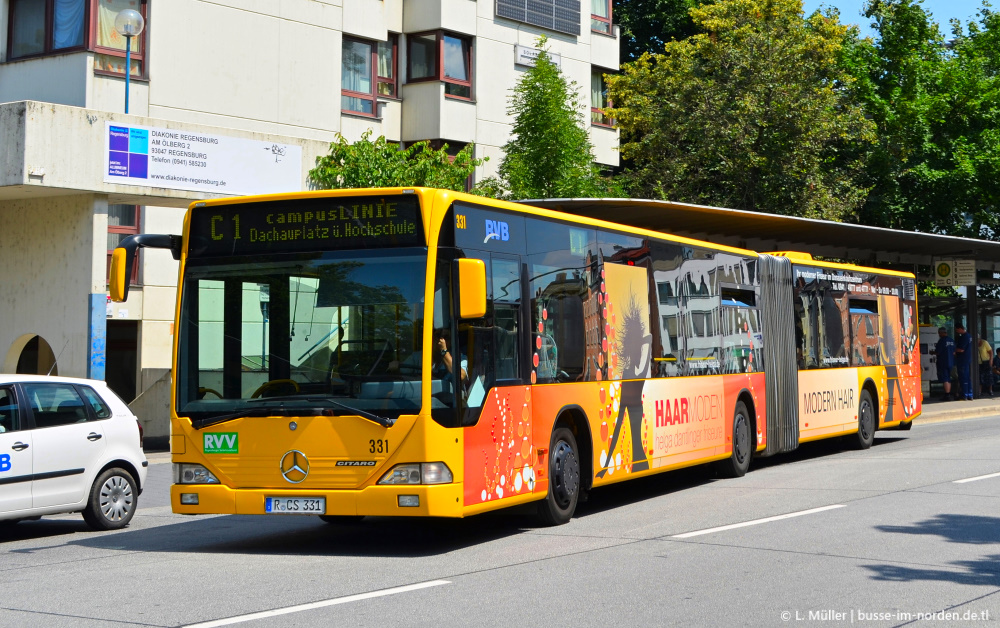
[0,375,148,530]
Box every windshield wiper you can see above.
[247,395,396,428]
[191,407,280,430]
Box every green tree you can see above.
[614,0,698,61]
[608,0,875,220]
[844,0,1000,237]
[309,130,485,191]
[492,37,614,200]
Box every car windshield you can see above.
[176,248,429,421]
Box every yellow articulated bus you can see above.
[110,188,920,525]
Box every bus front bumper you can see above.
[170,482,464,518]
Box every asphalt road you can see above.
[2,416,999,627]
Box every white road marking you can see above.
[671,505,846,539]
[953,471,1000,484]
[183,580,451,627]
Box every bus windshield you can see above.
[176,248,428,421]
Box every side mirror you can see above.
[108,233,183,302]
[109,247,131,302]
[455,258,487,319]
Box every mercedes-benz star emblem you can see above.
[280,450,309,484]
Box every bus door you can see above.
[457,251,525,425]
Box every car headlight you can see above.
[173,463,220,484]
[378,462,453,485]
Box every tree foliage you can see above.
[309,130,485,191]
[844,0,1000,237]
[491,37,616,200]
[608,0,875,220]
[614,0,699,61]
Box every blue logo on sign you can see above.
[484,219,509,243]
[0,454,10,472]
[108,126,149,179]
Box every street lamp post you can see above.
[114,9,145,114]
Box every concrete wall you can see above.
[144,0,345,141]
[0,101,331,204]
[0,194,101,377]
[0,53,90,108]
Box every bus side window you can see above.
[527,220,593,383]
[648,240,685,377]
[794,277,820,369]
[680,247,722,376]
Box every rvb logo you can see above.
[0,454,10,472]
[484,219,510,243]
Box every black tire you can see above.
[318,515,365,524]
[852,389,876,449]
[82,467,138,531]
[715,401,752,478]
[536,427,581,526]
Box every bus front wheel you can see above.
[715,400,752,478]
[536,427,580,526]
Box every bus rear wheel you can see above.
[536,427,580,526]
[851,390,876,450]
[715,401,752,478]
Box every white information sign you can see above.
[934,259,977,286]
[515,44,561,69]
[103,122,302,195]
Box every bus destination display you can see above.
[188,195,424,257]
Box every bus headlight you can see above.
[420,462,453,484]
[173,463,220,484]
[378,462,453,485]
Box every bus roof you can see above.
[189,188,914,279]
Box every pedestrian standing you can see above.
[934,327,955,401]
[978,337,994,397]
[993,348,1000,384]
[953,323,974,400]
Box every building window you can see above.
[591,70,612,127]
[93,0,147,77]
[6,0,148,77]
[107,204,140,285]
[9,0,87,58]
[342,35,398,116]
[591,0,612,34]
[407,32,473,100]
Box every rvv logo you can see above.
[484,219,509,243]
[204,432,239,454]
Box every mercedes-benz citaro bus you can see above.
[109,188,920,526]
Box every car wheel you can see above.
[82,468,138,531]
[536,426,581,526]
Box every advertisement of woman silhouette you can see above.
[597,264,653,478]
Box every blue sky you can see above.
[801,0,989,38]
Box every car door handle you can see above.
[11,442,28,451]
[87,433,103,441]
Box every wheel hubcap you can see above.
[734,413,749,465]
[551,440,579,508]
[99,476,133,522]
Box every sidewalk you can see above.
[913,395,1000,425]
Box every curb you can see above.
[912,407,1000,426]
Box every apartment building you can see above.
[0,0,619,441]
